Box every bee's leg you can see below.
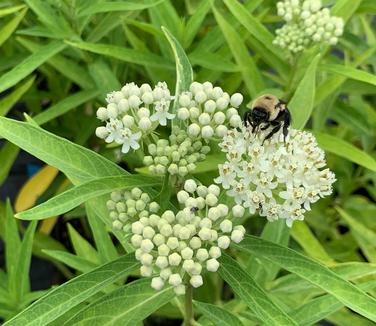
[262,122,281,145]
[282,110,291,142]
[243,111,252,127]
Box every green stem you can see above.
[183,284,194,326]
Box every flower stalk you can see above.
[183,284,194,326]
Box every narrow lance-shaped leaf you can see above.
[162,26,193,116]
[86,204,118,263]
[290,221,334,264]
[78,0,166,17]
[194,300,244,326]
[13,221,37,301]
[183,0,211,48]
[66,41,174,70]
[0,143,20,186]
[223,0,286,64]
[290,280,376,326]
[17,37,94,90]
[212,7,264,98]
[235,235,376,322]
[219,253,298,326]
[16,175,162,220]
[42,250,97,273]
[3,254,139,326]
[0,117,125,184]
[0,41,66,94]
[321,64,376,87]
[65,279,175,325]
[4,200,21,300]
[0,8,27,47]
[67,224,100,264]
[289,54,320,129]
[33,89,100,125]
[0,76,35,117]
[0,5,26,17]
[314,132,376,172]
[248,219,290,285]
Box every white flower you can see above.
[214,162,237,189]
[95,81,175,153]
[215,125,336,226]
[150,99,175,126]
[104,118,123,144]
[119,128,141,153]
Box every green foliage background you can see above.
[0,0,375,325]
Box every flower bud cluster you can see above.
[176,82,243,140]
[143,126,210,177]
[215,126,336,227]
[107,180,246,295]
[106,188,160,232]
[274,0,344,53]
[95,82,175,153]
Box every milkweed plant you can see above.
[0,1,376,326]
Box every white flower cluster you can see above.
[107,180,246,295]
[107,188,160,232]
[143,127,210,177]
[95,82,174,153]
[176,82,243,140]
[274,0,344,53]
[215,126,336,227]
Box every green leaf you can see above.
[4,201,21,296]
[65,278,175,325]
[162,26,193,116]
[88,60,121,100]
[17,37,94,90]
[236,235,376,322]
[189,51,240,72]
[0,117,125,184]
[43,250,97,273]
[290,280,376,326]
[290,221,334,264]
[3,254,139,326]
[66,41,174,70]
[270,262,376,294]
[16,175,162,220]
[86,205,118,264]
[0,5,26,17]
[0,161,22,204]
[13,221,37,302]
[0,8,27,47]
[222,0,285,64]
[25,0,75,38]
[336,207,376,261]
[332,0,363,21]
[289,54,320,129]
[248,219,290,285]
[183,0,211,48]
[78,0,166,17]
[321,64,376,87]
[0,76,35,118]
[33,89,100,125]
[0,41,66,94]
[194,300,244,326]
[212,7,264,98]
[314,132,376,172]
[67,224,100,264]
[219,253,298,326]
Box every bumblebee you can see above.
[244,94,291,142]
